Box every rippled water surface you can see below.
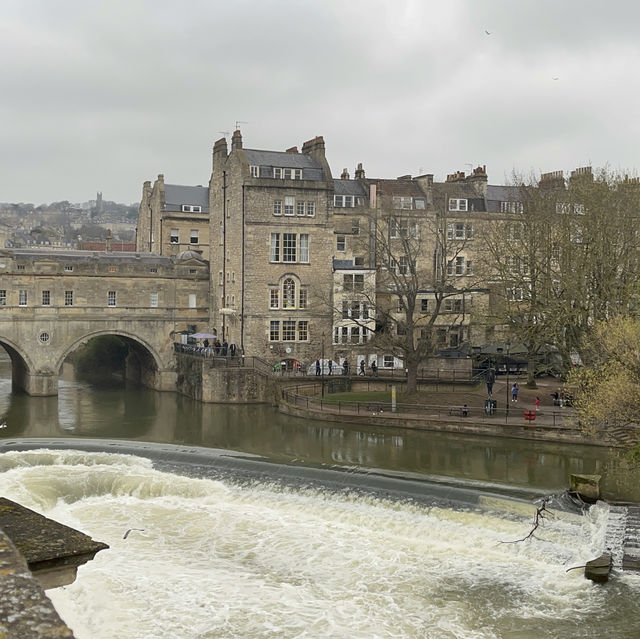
[2,448,640,639]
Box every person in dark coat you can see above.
[359,360,366,375]
[315,359,321,376]
[222,341,228,356]
[328,359,333,375]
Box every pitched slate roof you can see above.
[164,185,210,212]
[244,149,325,180]
[333,179,367,196]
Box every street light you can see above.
[321,331,325,398]
[497,342,511,420]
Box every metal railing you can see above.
[281,386,570,428]
[173,343,272,374]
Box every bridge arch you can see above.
[0,336,45,395]
[57,330,166,389]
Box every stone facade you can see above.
[136,131,528,372]
[0,248,209,394]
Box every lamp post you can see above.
[497,342,510,420]
[321,331,325,398]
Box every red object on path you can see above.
[524,410,536,422]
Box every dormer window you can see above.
[250,165,260,177]
[181,205,202,212]
[273,167,302,180]
[334,195,355,208]
[448,198,468,211]
[393,196,413,210]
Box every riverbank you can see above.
[279,377,622,448]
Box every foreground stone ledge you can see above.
[0,529,75,638]
[0,498,109,590]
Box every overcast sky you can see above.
[2,0,640,205]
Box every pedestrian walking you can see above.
[359,360,366,376]
[221,341,228,357]
[315,359,321,376]
[328,359,333,375]
[535,396,540,411]
[511,382,519,402]
[342,359,349,376]
[370,361,377,377]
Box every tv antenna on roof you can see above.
[219,131,230,138]
[235,120,248,130]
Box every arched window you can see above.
[282,278,296,308]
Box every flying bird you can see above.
[552,77,560,80]
[485,30,491,35]
[123,528,145,539]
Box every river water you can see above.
[1,357,640,638]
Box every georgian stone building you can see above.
[137,131,519,369]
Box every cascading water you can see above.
[1,447,639,639]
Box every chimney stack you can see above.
[341,168,350,180]
[355,163,365,179]
[231,129,243,151]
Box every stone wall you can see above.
[175,355,275,403]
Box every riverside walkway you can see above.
[279,378,632,448]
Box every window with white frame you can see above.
[383,355,394,368]
[283,233,296,262]
[415,198,426,210]
[270,320,279,341]
[64,265,73,272]
[296,201,305,216]
[298,321,308,341]
[336,235,346,251]
[282,278,296,308]
[306,202,315,216]
[398,256,415,275]
[282,320,296,341]
[343,273,364,291]
[270,288,279,309]
[506,287,525,301]
[64,290,73,306]
[42,290,50,306]
[273,200,282,216]
[299,235,309,263]
[270,233,280,261]
[181,205,202,212]
[250,165,259,177]
[392,196,413,210]
[390,218,417,239]
[334,195,355,208]
[170,229,179,243]
[466,259,473,275]
[0,290,6,306]
[420,299,428,312]
[107,291,117,307]
[299,288,308,309]
[150,292,158,308]
[500,201,523,214]
[284,196,295,216]
[190,229,199,244]
[274,167,302,180]
[444,298,463,313]
[447,256,468,276]
[447,222,473,240]
[448,198,468,211]
[19,290,27,306]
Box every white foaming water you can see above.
[1,449,639,639]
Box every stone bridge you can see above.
[0,248,210,396]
